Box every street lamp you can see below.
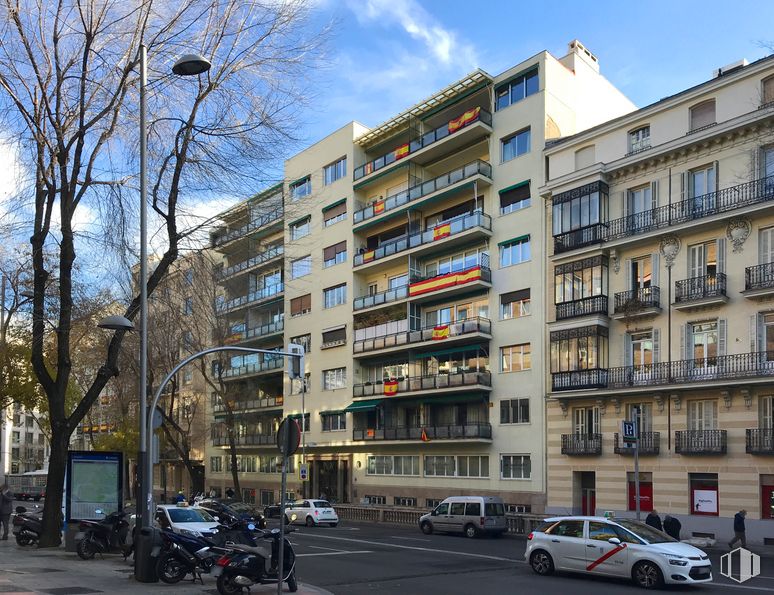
[97,315,134,331]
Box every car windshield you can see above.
[616,519,676,544]
[313,501,331,508]
[168,508,215,523]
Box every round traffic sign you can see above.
[277,418,301,456]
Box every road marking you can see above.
[307,545,346,552]
[711,582,774,592]
[390,536,431,542]
[296,550,372,557]
[295,533,517,562]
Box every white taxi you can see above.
[155,503,221,538]
[525,516,712,589]
[285,499,338,527]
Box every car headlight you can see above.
[661,553,688,566]
[180,528,201,537]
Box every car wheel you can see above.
[420,521,433,535]
[464,524,478,539]
[305,516,315,527]
[632,561,664,589]
[530,550,555,576]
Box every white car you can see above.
[155,503,221,538]
[525,516,712,589]
[285,499,338,527]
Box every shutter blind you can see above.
[323,245,336,261]
[651,180,659,209]
[651,253,660,288]
[718,319,727,356]
[499,183,530,210]
[291,293,311,315]
[500,288,530,305]
[624,333,633,366]
[751,314,758,353]
[324,201,347,220]
[624,258,632,290]
[653,328,661,363]
[713,160,720,192]
[322,327,346,344]
[680,172,687,202]
[717,238,726,274]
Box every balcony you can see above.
[561,433,602,455]
[746,428,774,454]
[219,283,284,314]
[555,295,608,321]
[353,108,492,182]
[224,320,284,345]
[353,211,492,269]
[353,160,492,226]
[352,422,492,442]
[211,433,276,447]
[211,207,283,249]
[353,285,409,312]
[407,264,491,304]
[614,432,660,455]
[219,245,284,281]
[353,370,491,398]
[612,286,661,319]
[553,223,607,254]
[222,356,283,380]
[744,263,774,299]
[675,430,727,455]
[551,369,608,392]
[213,396,284,414]
[354,317,491,356]
[673,274,727,310]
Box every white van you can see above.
[418,496,507,538]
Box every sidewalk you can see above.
[0,538,333,594]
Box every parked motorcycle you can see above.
[12,506,42,546]
[76,509,130,560]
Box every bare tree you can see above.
[0,0,324,546]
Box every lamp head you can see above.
[172,54,212,76]
[98,315,134,331]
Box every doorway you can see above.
[574,471,596,515]
[311,458,351,504]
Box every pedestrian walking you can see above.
[209,488,216,498]
[0,484,13,540]
[225,487,235,499]
[645,509,663,532]
[663,514,682,540]
[729,510,747,548]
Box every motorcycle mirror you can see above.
[95,509,103,515]
[247,523,256,531]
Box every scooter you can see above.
[76,509,130,559]
[213,525,298,594]
[12,506,42,546]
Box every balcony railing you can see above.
[353,211,492,267]
[212,208,283,248]
[219,245,284,280]
[553,176,774,253]
[211,433,276,447]
[746,428,774,454]
[213,396,284,413]
[354,317,491,355]
[224,320,284,344]
[555,295,608,320]
[675,429,727,455]
[674,273,726,303]
[219,283,284,313]
[614,432,660,455]
[222,356,283,379]
[745,263,774,291]
[353,108,492,181]
[353,285,409,311]
[352,422,492,441]
[551,369,608,391]
[353,370,491,397]
[614,286,661,314]
[408,264,491,298]
[561,433,602,455]
[353,160,492,224]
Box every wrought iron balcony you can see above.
[555,295,608,320]
[561,433,602,455]
[353,285,409,311]
[746,428,774,454]
[553,223,607,254]
[353,370,491,398]
[352,422,492,441]
[614,286,661,315]
[675,430,727,455]
[219,245,283,280]
[551,369,608,391]
[353,317,492,355]
[745,263,774,293]
[614,432,660,455]
[674,273,726,305]
[211,208,283,248]
[219,283,284,314]
[213,396,284,414]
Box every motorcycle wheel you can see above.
[287,569,298,593]
[157,552,187,584]
[15,534,32,546]
[77,537,96,560]
[216,573,244,595]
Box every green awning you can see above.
[498,180,530,195]
[319,409,346,416]
[498,234,530,247]
[344,399,384,412]
[322,198,347,212]
[422,393,488,405]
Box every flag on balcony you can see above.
[374,200,385,214]
[432,325,450,340]
[448,106,481,134]
[224,333,242,345]
[365,162,374,175]
[408,266,483,296]
[384,380,399,396]
[363,250,375,263]
[433,222,451,241]
[421,428,430,442]
[393,143,410,160]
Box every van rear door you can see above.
[484,501,506,531]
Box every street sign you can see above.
[299,463,309,481]
[621,420,637,443]
[277,417,301,456]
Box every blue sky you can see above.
[297,0,774,147]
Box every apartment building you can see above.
[205,40,634,510]
[542,55,774,543]
[4,403,49,475]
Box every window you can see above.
[506,504,531,513]
[629,126,651,153]
[628,330,655,370]
[321,413,346,432]
[183,297,193,315]
[291,256,311,279]
[323,367,346,390]
[501,128,531,162]
[554,256,608,307]
[290,217,310,240]
[687,321,719,366]
[690,473,718,516]
[627,185,653,221]
[258,456,285,473]
[424,455,456,477]
[423,247,488,278]
[550,325,609,375]
[323,241,347,267]
[627,472,654,513]
[323,284,346,308]
[689,99,716,132]
[184,268,194,285]
[499,183,530,215]
[324,157,346,185]
[456,455,489,478]
[589,521,640,543]
[426,499,441,509]
[11,448,19,461]
[290,334,311,353]
[25,416,33,428]
[182,330,194,351]
[290,294,311,317]
[290,176,311,200]
[573,406,600,435]
[11,431,19,443]
[365,495,386,505]
[764,76,774,106]
[500,454,531,479]
[389,274,408,289]
[545,519,584,538]
[495,68,538,111]
[289,414,310,432]
[210,456,223,472]
[500,398,530,424]
[552,181,608,237]
[501,344,531,372]
[321,327,346,348]
[366,455,419,476]
[394,496,416,507]
[183,368,193,384]
[499,236,530,267]
[500,289,530,319]
[260,490,274,506]
[323,201,347,226]
[688,399,718,430]
[574,146,595,170]
[37,434,44,445]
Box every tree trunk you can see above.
[39,427,70,547]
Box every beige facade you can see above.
[542,55,774,543]
[204,40,634,511]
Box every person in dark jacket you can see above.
[645,510,663,532]
[175,490,186,504]
[729,510,747,548]
[663,514,682,540]
[0,485,14,539]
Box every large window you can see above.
[424,455,488,478]
[688,399,718,430]
[290,176,311,200]
[501,128,531,162]
[500,183,530,215]
[551,181,608,236]
[290,334,311,353]
[500,455,531,479]
[291,256,311,279]
[323,367,346,390]
[423,247,488,277]
[323,284,347,308]
[323,241,347,267]
[367,455,419,476]
[323,201,347,226]
[554,256,608,305]
[500,398,529,424]
[499,236,530,267]
[500,289,530,319]
[321,413,346,432]
[424,455,456,477]
[628,126,651,153]
[210,456,222,473]
[323,157,347,185]
[290,217,310,240]
[550,325,609,372]
[689,100,716,132]
[290,293,311,317]
[573,407,599,436]
[495,68,538,111]
[689,473,718,516]
[501,344,531,372]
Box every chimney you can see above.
[560,39,600,74]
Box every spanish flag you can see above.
[224,333,242,345]
[374,200,385,214]
[363,250,375,263]
[393,143,410,160]
[433,223,451,241]
[384,380,399,396]
[408,266,482,297]
[432,325,450,340]
[364,162,374,175]
[421,428,430,442]
[448,106,481,134]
